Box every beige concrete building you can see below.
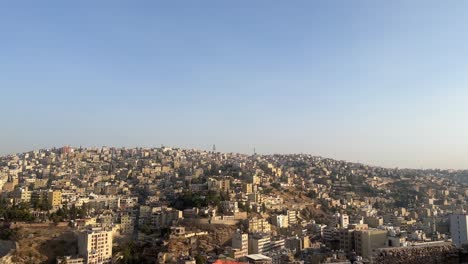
[119,214,134,234]
[249,233,271,254]
[287,210,298,225]
[248,217,271,233]
[207,178,230,192]
[354,229,388,258]
[78,228,113,264]
[248,174,260,185]
[243,183,253,194]
[12,187,31,204]
[248,192,262,204]
[232,230,249,258]
[48,190,62,208]
[365,216,384,228]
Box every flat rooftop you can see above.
[245,254,272,260]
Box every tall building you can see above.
[119,213,135,235]
[450,214,468,247]
[232,230,249,258]
[12,187,31,204]
[354,229,388,258]
[340,214,350,229]
[248,174,260,185]
[48,190,62,208]
[78,228,113,264]
[232,231,248,249]
[243,183,253,194]
[339,229,355,254]
[287,210,298,226]
[249,233,271,254]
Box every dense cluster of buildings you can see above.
[0,146,468,263]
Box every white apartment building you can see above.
[340,213,350,229]
[271,214,289,229]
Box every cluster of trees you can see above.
[0,226,18,240]
[114,241,143,264]
[195,255,207,264]
[306,190,318,199]
[31,198,52,211]
[270,182,281,189]
[0,201,34,222]
[50,204,89,223]
[0,199,90,224]
[171,191,228,210]
[238,202,251,213]
[391,181,423,208]
[360,185,380,196]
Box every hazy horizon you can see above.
[1,144,466,171]
[2,1,468,170]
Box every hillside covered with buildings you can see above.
[0,146,467,264]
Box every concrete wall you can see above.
[375,242,458,264]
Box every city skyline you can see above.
[1,145,466,172]
[2,1,468,169]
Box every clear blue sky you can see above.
[1,1,468,169]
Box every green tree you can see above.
[195,255,206,264]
